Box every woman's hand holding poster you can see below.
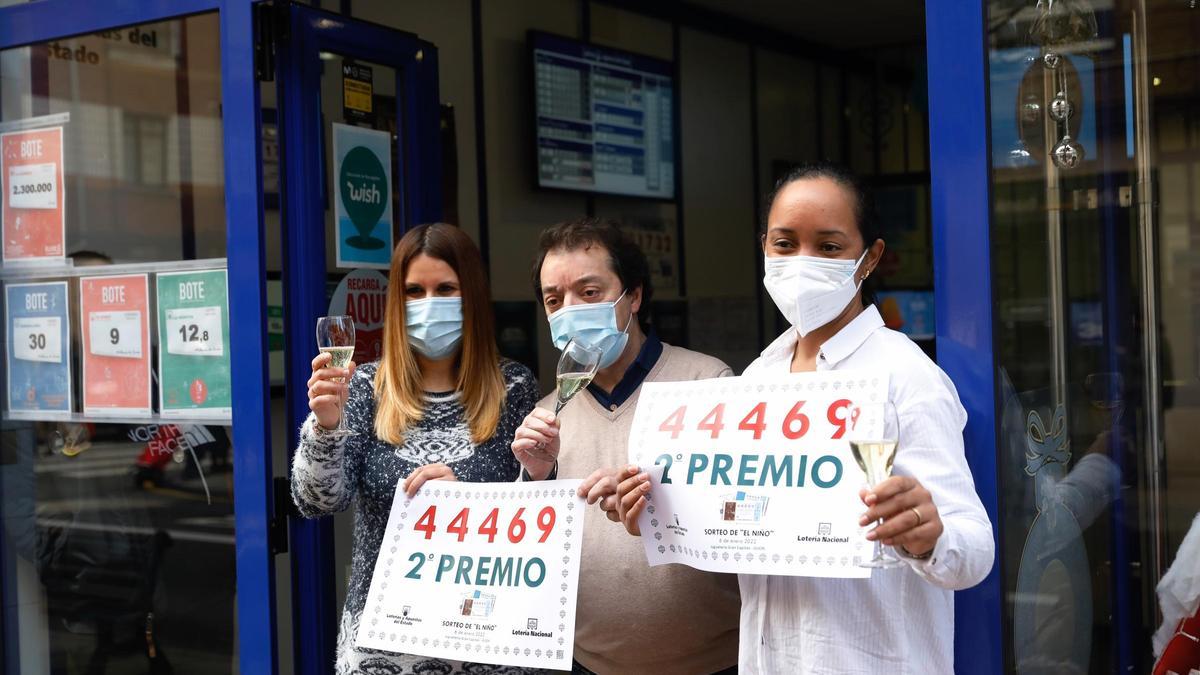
[627,372,889,578]
[357,480,585,670]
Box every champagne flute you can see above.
[850,401,904,569]
[554,338,602,414]
[316,315,356,437]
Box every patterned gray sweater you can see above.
[292,359,542,675]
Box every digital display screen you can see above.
[531,32,675,199]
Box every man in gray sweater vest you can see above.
[512,218,740,675]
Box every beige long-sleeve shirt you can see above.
[545,342,741,675]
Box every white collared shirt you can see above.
[738,305,994,675]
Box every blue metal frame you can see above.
[925,1,1004,674]
[219,2,278,675]
[0,0,219,48]
[277,6,441,673]
[0,2,279,673]
[1094,12,1139,669]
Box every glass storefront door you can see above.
[270,5,441,671]
[986,1,1200,672]
[0,12,243,674]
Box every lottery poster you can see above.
[156,269,231,418]
[627,372,890,578]
[1,125,65,264]
[357,480,585,670]
[5,281,70,414]
[80,274,152,416]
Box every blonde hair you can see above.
[373,224,506,444]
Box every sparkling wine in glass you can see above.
[850,401,904,568]
[554,338,602,414]
[316,315,356,437]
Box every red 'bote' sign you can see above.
[80,274,152,416]
[1,126,65,264]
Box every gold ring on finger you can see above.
[911,506,923,526]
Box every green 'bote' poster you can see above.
[156,269,232,419]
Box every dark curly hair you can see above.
[531,217,653,332]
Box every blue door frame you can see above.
[925,1,1006,674]
[0,0,1003,673]
[0,0,276,673]
[275,5,442,673]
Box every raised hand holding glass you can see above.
[316,315,356,437]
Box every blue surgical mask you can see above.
[548,290,632,368]
[406,297,463,360]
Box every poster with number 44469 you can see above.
[157,269,231,418]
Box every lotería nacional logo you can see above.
[797,521,850,544]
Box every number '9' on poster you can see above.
[79,273,151,416]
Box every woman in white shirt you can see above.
[614,162,994,674]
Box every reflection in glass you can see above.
[988,1,1200,671]
[1,13,237,673]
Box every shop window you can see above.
[1,13,237,674]
[121,113,167,187]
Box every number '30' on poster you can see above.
[5,281,71,415]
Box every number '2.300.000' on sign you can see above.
[357,480,585,671]
[628,371,890,578]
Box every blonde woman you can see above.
[292,224,540,674]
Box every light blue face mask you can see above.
[406,297,463,360]
[548,290,632,369]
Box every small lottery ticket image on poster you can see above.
[156,269,232,419]
[5,281,71,415]
[627,372,891,578]
[80,274,152,417]
[1,124,66,265]
[357,481,585,670]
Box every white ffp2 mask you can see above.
[762,250,868,337]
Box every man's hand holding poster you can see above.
[627,372,888,578]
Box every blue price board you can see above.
[5,281,71,414]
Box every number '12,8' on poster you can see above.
[5,281,71,415]
[156,269,231,418]
[80,273,151,416]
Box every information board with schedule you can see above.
[532,32,675,199]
